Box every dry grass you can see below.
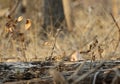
[0,0,120,62]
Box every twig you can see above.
[92,71,100,84]
[110,13,120,52]
[111,67,120,84]
[9,0,20,16]
[72,61,105,84]
[68,61,85,80]
[112,67,120,77]
[49,29,61,60]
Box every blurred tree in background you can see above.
[43,0,65,32]
[43,0,74,33]
[0,0,120,32]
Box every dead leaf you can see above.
[43,41,52,46]
[9,27,13,32]
[5,27,14,33]
[25,19,31,30]
[17,16,23,22]
[70,51,85,61]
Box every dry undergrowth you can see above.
[0,1,119,84]
[0,0,119,62]
[0,15,31,62]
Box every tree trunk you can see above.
[62,0,73,31]
[43,0,64,31]
[112,0,118,18]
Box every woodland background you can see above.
[0,0,120,62]
[0,0,120,84]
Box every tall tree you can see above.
[62,0,73,31]
[112,0,118,18]
[43,0,64,31]
[43,0,73,32]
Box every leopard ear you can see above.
[17,16,23,22]
[25,19,31,30]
